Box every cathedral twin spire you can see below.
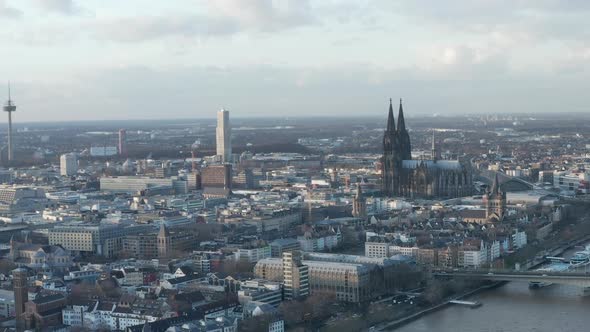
[384,98,411,161]
[387,98,396,132]
[397,98,406,133]
[386,98,407,133]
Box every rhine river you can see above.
[397,246,590,332]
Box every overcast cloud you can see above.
[1,0,589,121]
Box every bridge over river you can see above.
[434,270,590,287]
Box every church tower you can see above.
[352,183,367,219]
[382,99,401,196]
[157,224,171,258]
[397,99,412,161]
[431,130,440,161]
[12,268,28,329]
[485,174,506,221]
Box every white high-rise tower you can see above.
[3,84,16,161]
[216,109,231,163]
[60,153,78,177]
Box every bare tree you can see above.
[239,314,274,332]
[279,300,305,326]
[0,260,17,275]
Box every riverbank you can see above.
[375,281,506,331]
[395,278,590,332]
[376,233,590,331]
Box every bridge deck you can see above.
[434,270,590,287]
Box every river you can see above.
[396,245,590,332]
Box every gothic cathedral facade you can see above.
[381,99,473,198]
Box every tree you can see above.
[303,292,336,319]
[0,259,17,275]
[239,314,275,332]
[70,327,92,332]
[279,300,305,326]
[97,277,121,299]
[423,280,445,305]
[391,263,424,291]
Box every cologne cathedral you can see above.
[381,99,473,198]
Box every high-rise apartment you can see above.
[216,109,231,163]
[282,251,309,300]
[60,153,78,177]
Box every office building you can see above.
[0,289,15,319]
[270,238,301,257]
[256,253,404,303]
[60,153,78,177]
[236,245,272,263]
[89,146,118,157]
[48,223,150,257]
[281,251,309,300]
[238,280,283,307]
[256,256,368,303]
[187,171,202,190]
[99,176,173,192]
[201,164,232,197]
[234,169,255,189]
[239,208,302,235]
[123,233,159,259]
[216,109,231,163]
[553,170,590,194]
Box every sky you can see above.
[1,0,589,122]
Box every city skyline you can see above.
[0,0,589,121]
[1,2,589,331]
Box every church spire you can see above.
[387,98,395,132]
[158,223,170,238]
[397,98,406,132]
[491,173,500,195]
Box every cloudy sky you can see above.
[1,0,589,121]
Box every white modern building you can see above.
[0,289,14,318]
[365,242,390,258]
[216,109,232,163]
[60,153,78,177]
[511,230,528,249]
[365,243,419,258]
[460,247,486,268]
[297,233,341,252]
[553,170,590,194]
[99,176,174,192]
[235,245,272,263]
[90,146,118,157]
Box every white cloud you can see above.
[31,0,80,15]
[88,0,317,43]
[207,0,316,31]
[0,0,22,18]
[91,15,238,43]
